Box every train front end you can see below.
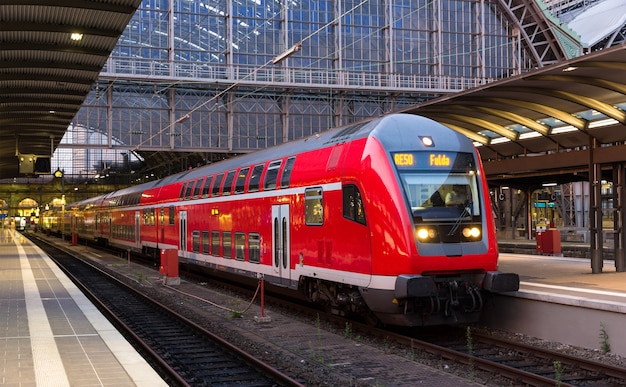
[363,115,519,326]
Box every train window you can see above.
[202,231,209,254]
[179,183,187,200]
[222,170,236,195]
[211,174,223,197]
[234,168,249,194]
[192,230,200,253]
[249,233,260,263]
[342,185,366,225]
[193,178,203,198]
[211,231,220,256]
[280,157,296,188]
[305,187,324,225]
[223,231,232,258]
[248,164,264,192]
[235,232,246,260]
[184,181,194,200]
[264,160,282,190]
[400,171,481,219]
[169,206,175,225]
[143,208,155,225]
[201,175,213,197]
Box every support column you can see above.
[590,137,603,273]
[616,163,626,272]
[524,187,533,240]
[507,187,514,239]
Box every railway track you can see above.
[406,327,626,387]
[27,234,304,387]
[468,330,626,386]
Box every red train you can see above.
[42,114,518,326]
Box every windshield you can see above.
[399,172,481,221]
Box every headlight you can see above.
[416,227,437,241]
[462,226,481,239]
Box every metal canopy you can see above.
[0,1,141,179]
[398,43,626,187]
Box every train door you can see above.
[135,211,140,247]
[179,210,187,251]
[271,204,290,285]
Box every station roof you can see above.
[0,1,141,179]
[567,0,626,47]
[398,43,626,187]
[0,1,625,188]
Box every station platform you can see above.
[491,246,626,356]
[0,228,167,386]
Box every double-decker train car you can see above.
[43,114,518,326]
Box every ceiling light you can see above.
[562,66,577,72]
[490,137,511,144]
[519,131,542,139]
[589,118,619,128]
[551,125,577,134]
[70,33,83,41]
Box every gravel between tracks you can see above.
[72,243,626,386]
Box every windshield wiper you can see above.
[448,202,472,236]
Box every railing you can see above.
[101,58,494,93]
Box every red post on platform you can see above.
[254,275,271,323]
[71,233,78,245]
[542,229,562,255]
[160,249,180,285]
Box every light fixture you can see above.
[70,33,83,41]
[551,125,578,134]
[542,182,557,187]
[419,136,434,147]
[53,169,63,178]
[589,118,619,129]
[490,137,511,144]
[519,131,542,139]
[562,66,577,72]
